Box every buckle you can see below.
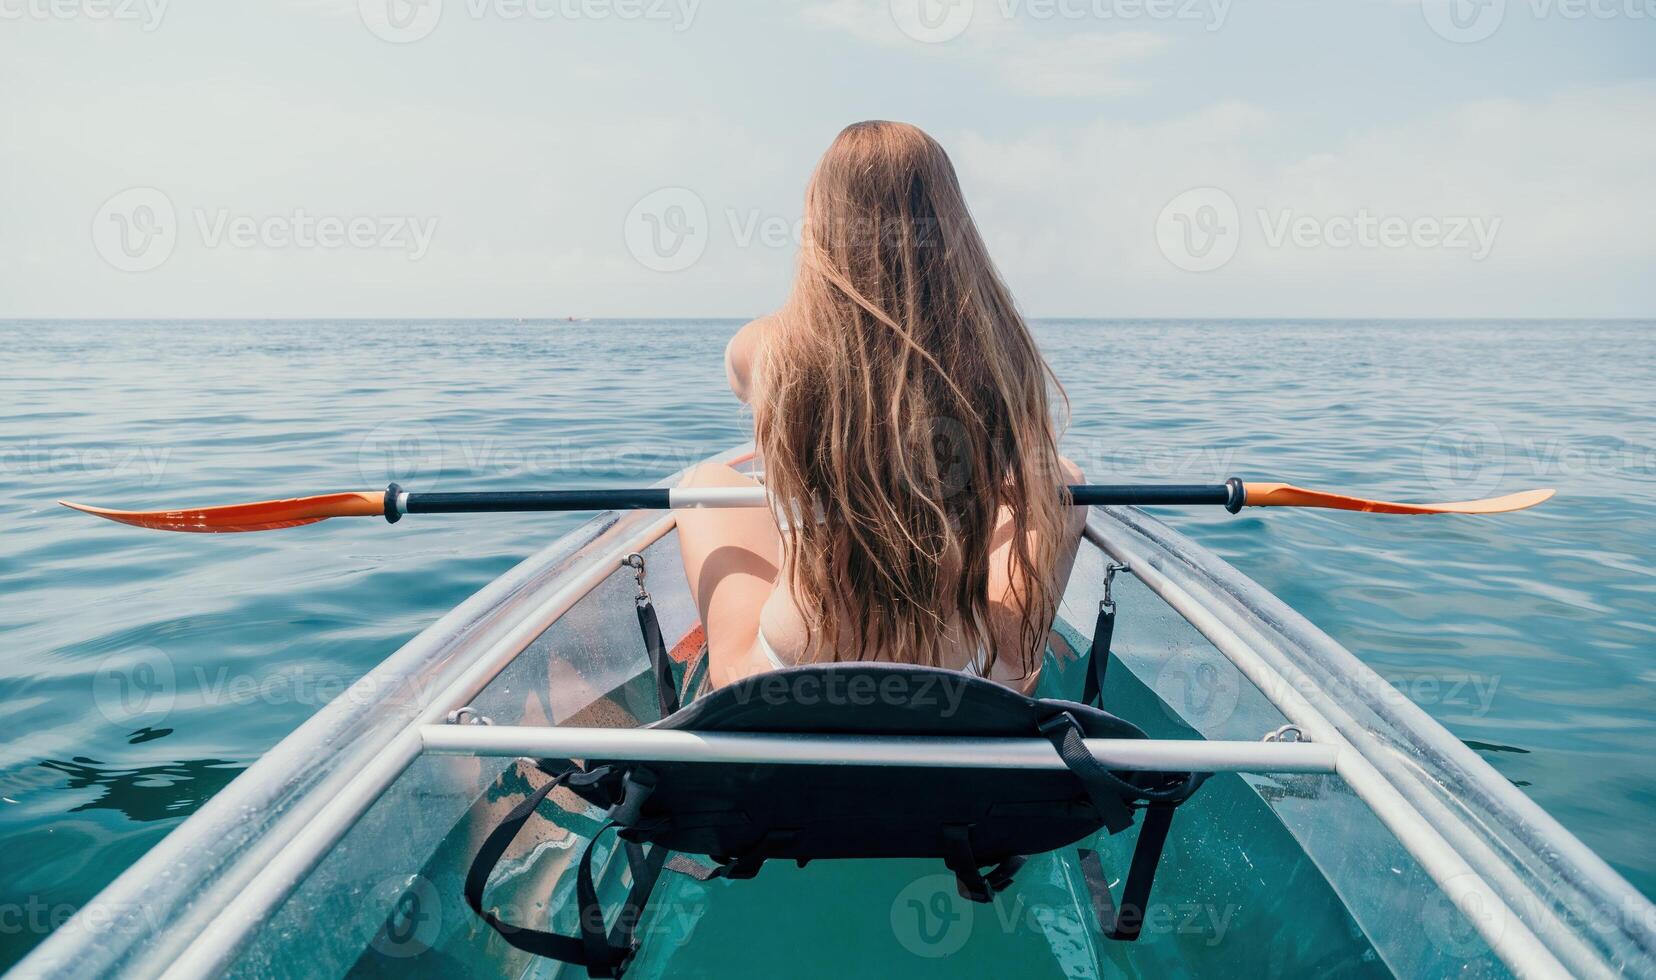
[1038,710,1080,739]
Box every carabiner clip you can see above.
[1102,561,1128,613]
[622,553,649,606]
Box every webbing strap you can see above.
[1075,802,1181,942]
[941,825,1026,903]
[1112,803,1175,940]
[1077,848,1120,935]
[465,767,665,978]
[635,600,680,718]
[659,829,797,883]
[1037,712,1139,834]
[1081,603,1116,708]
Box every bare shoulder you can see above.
[725,315,779,404]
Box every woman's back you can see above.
[676,121,1086,692]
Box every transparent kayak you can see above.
[14,447,1656,979]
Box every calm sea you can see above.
[1,319,1652,969]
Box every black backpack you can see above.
[465,662,1207,978]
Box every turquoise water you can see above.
[1,319,1652,970]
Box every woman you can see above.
[677,120,1086,693]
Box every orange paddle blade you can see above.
[58,491,386,533]
[1243,483,1555,515]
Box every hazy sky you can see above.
[2,0,1651,318]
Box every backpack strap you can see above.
[1036,711,1141,834]
[465,766,667,978]
[941,824,1027,903]
[659,829,799,883]
[1038,710,1206,942]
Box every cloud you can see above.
[997,31,1167,97]
[800,0,1169,98]
[948,81,1656,316]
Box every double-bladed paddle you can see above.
[59,480,1555,534]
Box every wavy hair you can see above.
[754,120,1069,678]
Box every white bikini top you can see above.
[756,611,990,677]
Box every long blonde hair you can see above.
[755,120,1069,678]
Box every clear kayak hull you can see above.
[13,447,1655,979]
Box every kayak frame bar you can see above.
[419,724,1339,774]
[394,481,1243,518]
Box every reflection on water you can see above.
[39,756,245,823]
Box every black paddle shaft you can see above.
[391,479,1245,519]
[405,488,674,514]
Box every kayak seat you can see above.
[465,662,1208,978]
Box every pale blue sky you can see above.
[1,0,1651,317]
